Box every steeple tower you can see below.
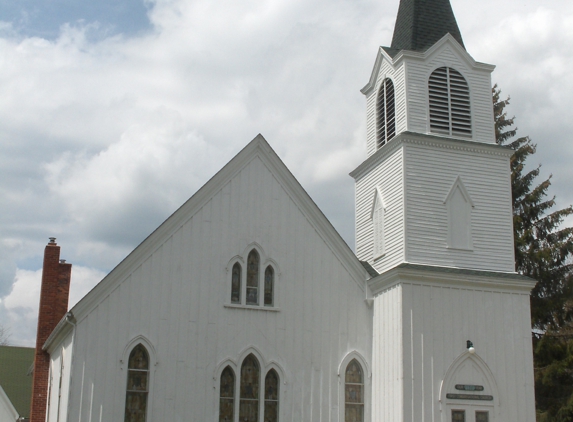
[391,0,465,52]
[352,1,536,421]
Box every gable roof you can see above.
[47,134,370,348]
[0,345,34,418]
[390,0,465,53]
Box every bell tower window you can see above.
[429,67,471,138]
[376,78,396,148]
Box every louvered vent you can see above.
[376,78,396,149]
[429,67,471,137]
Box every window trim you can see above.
[226,244,280,309]
[376,77,396,149]
[121,336,157,422]
[215,349,285,422]
[338,351,371,422]
[370,187,386,259]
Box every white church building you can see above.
[33,0,536,421]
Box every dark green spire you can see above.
[390,0,465,52]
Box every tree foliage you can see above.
[493,85,573,421]
[0,324,9,346]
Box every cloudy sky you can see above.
[1,0,572,346]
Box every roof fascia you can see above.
[43,312,75,353]
[361,47,395,96]
[368,263,536,296]
[393,34,495,73]
[68,134,369,327]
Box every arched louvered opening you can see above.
[429,67,471,138]
[376,78,396,149]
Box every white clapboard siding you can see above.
[355,146,405,274]
[45,335,73,422]
[404,140,515,272]
[400,282,535,422]
[58,150,373,422]
[371,284,403,422]
[405,43,496,144]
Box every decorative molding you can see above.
[223,304,280,312]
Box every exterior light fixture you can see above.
[467,340,475,354]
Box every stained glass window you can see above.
[475,411,488,422]
[240,355,260,422]
[345,359,364,422]
[246,250,260,305]
[264,266,274,306]
[264,369,279,422]
[451,410,465,422]
[231,263,241,304]
[124,344,149,422]
[219,366,235,422]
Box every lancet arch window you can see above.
[428,67,471,138]
[345,359,364,422]
[228,247,278,309]
[376,78,396,148]
[124,344,150,422]
[218,354,281,422]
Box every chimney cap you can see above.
[48,237,57,244]
[60,259,66,264]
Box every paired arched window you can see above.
[428,67,471,138]
[345,359,364,422]
[230,248,276,308]
[124,344,150,422]
[376,78,396,148]
[219,355,280,422]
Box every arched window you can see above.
[264,266,274,306]
[376,78,396,149]
[246,250,260,305]
[124,344,150,422]
[240,355,260,422]
[219,366,235,422]
[264,369,279,422]
[428,67,471,138]
[231,263,241,304]
[345,359,364,422]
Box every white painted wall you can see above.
[0,384,18,422]
[46,333,73,422]
[354,145,405,275]
[404,138,515,272]
[57,154,373,422]
[400,280,535,422]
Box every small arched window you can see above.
[345,359,364,422]
[246,250,260,305]
[264,266,274,306]
[428,67,471,138]
[240,355,260,422]
[219,366,235,422]
[264,369,279,422]
[231,263,241,304]
[376,78,396,149]
[124,344,150,422]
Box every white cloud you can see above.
[0,265,106,347]
[1,0,573,346]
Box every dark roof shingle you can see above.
[390,0,465,53]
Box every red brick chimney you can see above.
[29,238,72,422]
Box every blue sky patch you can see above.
[0,0,152,39]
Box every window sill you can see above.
[224,304,280,312]
[447,246,474,252]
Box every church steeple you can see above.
[390,0,465,52]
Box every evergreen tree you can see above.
[493,85,573,421]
